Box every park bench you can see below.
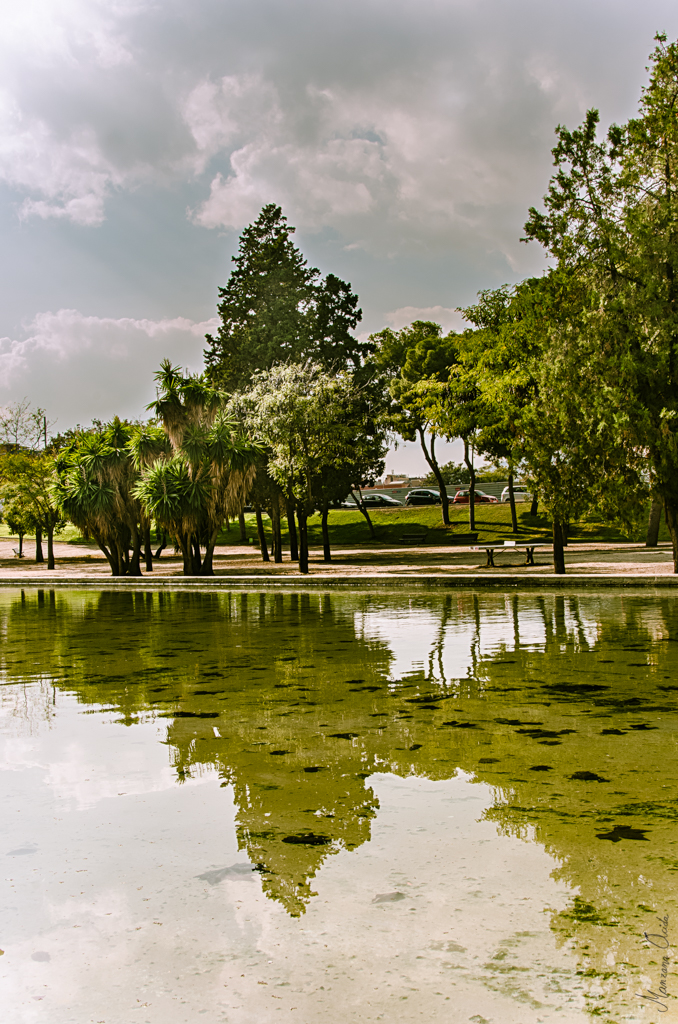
[472,541,549,567]
[400,529,428,544]
[12,548,24,558]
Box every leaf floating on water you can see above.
[441,721,478,729]
[495,718,543,726]
[478,758,500,763]
[282,833,331,846]
[596,825,650,843]
[569,771,610,783]
[170,711,220,719]
[545,683,610,694]
[601,728,626,735]
[629,723,658,731]
[409,744,423,751]
[328,733,358,740]
[303,766,327,773]
[269,750,290,756]
[517,728,575,739]
[372,891,406,903]
[529,765,554,771]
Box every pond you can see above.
[0,587,676,1023]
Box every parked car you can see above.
[359,493,403,508]
[500,485,531,503]
[452,489,499,504]
[405,488,441,506]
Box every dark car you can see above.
[361,493,403,508]
[339,493,403,509]
[452,489,499,504]
[405,488,442,506]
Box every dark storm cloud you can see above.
[1,0,677,424]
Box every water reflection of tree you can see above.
[2,586,678,1009]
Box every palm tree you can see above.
[54,420,150,576]
[132,361,261,575]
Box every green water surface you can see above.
[0,588,676,1023]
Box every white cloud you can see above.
[0,310,218,426]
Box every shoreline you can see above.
[0,572,676,590]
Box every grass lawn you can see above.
[217,502,668,548]
[1,503,667,551]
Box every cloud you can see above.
[0,0,677,424]
[1,0,674,257]
[0,310,218,427]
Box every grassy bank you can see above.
[217,502,669,548]
[1,502,668,550]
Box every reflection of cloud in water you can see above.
[356,595,549,682]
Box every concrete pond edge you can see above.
[0,572,677,592]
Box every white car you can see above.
[500,485,531,503]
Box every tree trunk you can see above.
[180,535,193,576]
[530,490,539,517]
[297,508,309,574]
[255,505,270,562]
[128,537,143,576]
[416,427,450,525]
[321,505,331,563]
[143,523,153,571]
[18,531,24,557]
[113,540,125,576]
[47,526,55,570]
[154,531,167,559]
[665,497,678,573]
[508,471,518,534]
[286,496,299,561]
[463,438,476,532]
[646,495,662,547]
[270,501,283,563]
[201,526,220,576]
[35,525,44,562]
[553,518,566,574]
[238,511,247,542]
[351,487,376,538]
[191,536,202,575]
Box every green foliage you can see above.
[0,448,67,566]
[235,361,385,511]
[368,321,462,522]
[523,34,678,566]
[204,205,368,390]
[54,418,147,575]
[135,361,263,575]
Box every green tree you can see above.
[0,450,67,569]
[457,284,543,534]
[369,321,462,525]
[524,34,678,570]
[55,420,147,576]
[204,205,368,391]
[133,362,262,576]
[237,362,386,574]
[2,494,31,557]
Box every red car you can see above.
[452,489,499,504]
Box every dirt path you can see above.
[0,538,675,580]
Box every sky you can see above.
[1,0,677,474]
